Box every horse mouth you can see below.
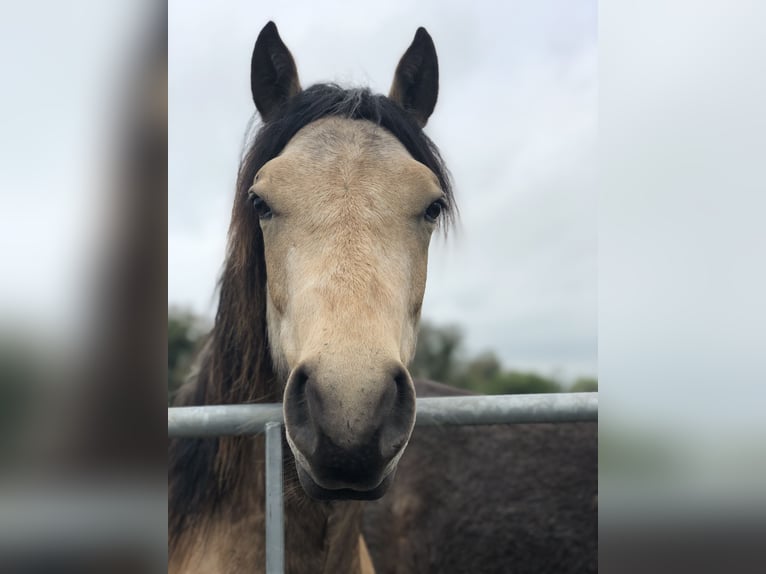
[295,463,394,500]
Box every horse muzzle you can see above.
[282,359,416,500]
[294,461,398,501]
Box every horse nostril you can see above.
[286,365,309,403]
[295,366,309,389]
[378,364,416,459]
[392,367,408,398]
[284,364,313,442]
[391,365,415,407]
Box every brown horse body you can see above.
[169,22,596,574]
[363,380,597,573]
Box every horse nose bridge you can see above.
[294,291,394,345]
[298,242,405,310]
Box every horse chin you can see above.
[295,464,395,501]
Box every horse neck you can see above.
[173,377,366,572]
[281,454,367,574]
[216,436,367,574]
[169,422,366,574]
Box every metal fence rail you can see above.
[168,392,597,574]
[168,392,598,437]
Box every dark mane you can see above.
[169,83,455,549]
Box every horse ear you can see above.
[388,27,439,128]
[251,21,301,122]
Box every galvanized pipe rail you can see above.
[168,392,597,574]
[264,422,284,574]
[168,392,598,437]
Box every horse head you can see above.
[243,22,451,500]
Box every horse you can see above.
[168,22,597,574]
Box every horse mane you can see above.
[168,83,455,548]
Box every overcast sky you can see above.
[168,0,597,381]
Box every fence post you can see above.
[265,422,284,574]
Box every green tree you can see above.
[452,351,501,392]
[409,323,566,395]
[168,308,207,403]
[409,320,464,384]
[483,371,562,395]
[570,377,598,392]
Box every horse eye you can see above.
[424,200,443,223]
[249,193,273,220]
